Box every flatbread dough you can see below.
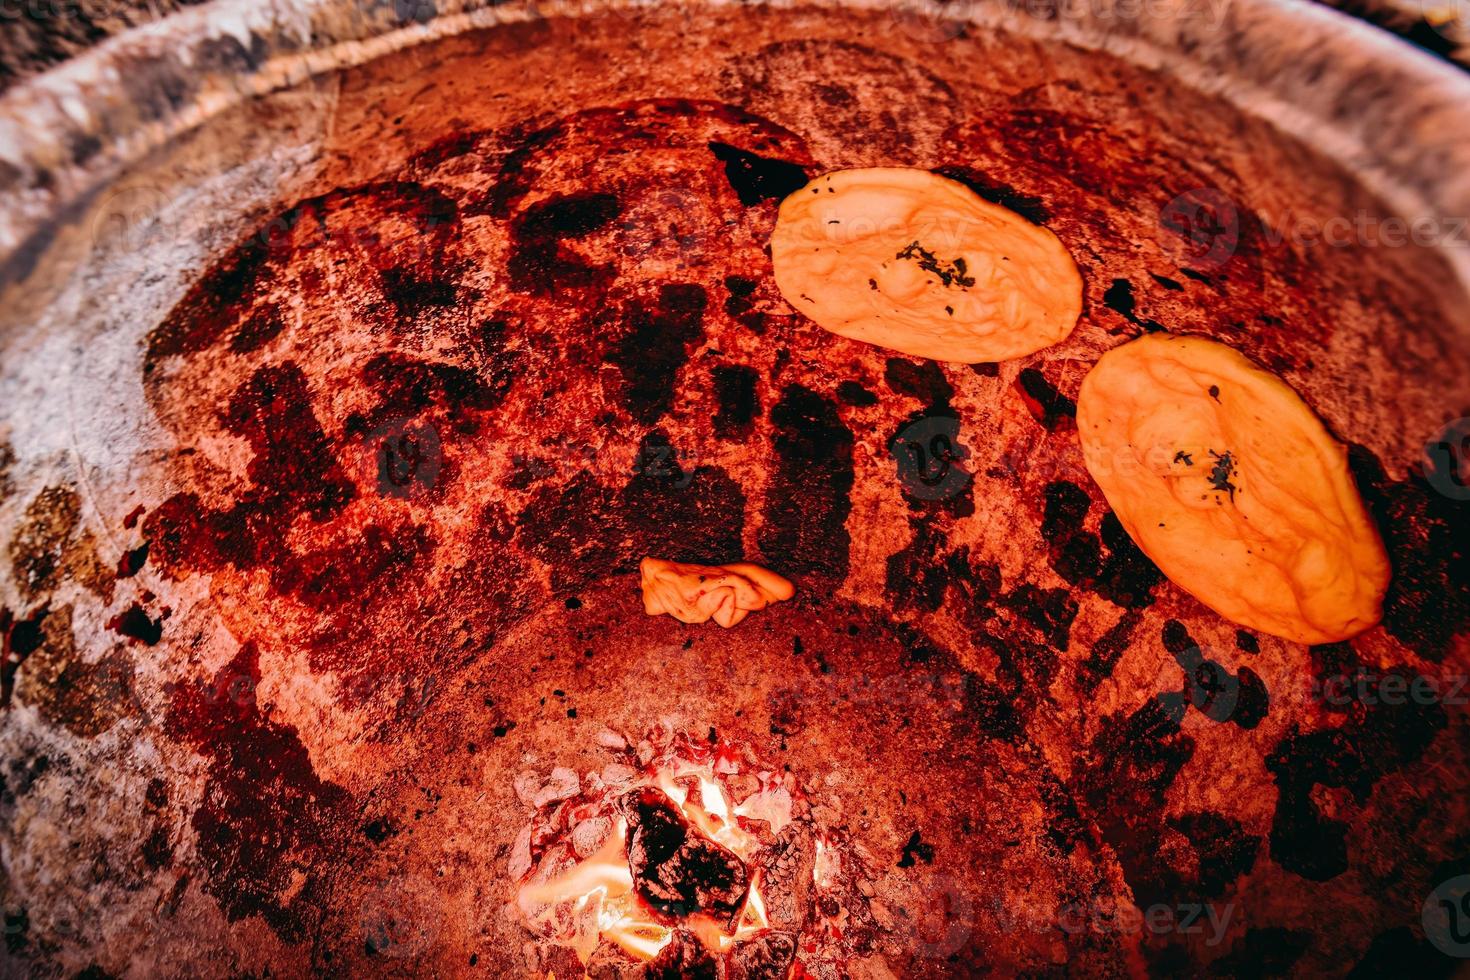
[640,558,795,628]
[1077,333,1389,643]
[770,168,1082,363]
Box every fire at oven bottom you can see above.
[367,576,1007,979]
[514,726,868,978]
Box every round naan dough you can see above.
[1077,333,1389,644]
[770,168,1082,363]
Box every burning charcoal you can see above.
[514,771,542,806]
[597,727,629,750]
[572,816,612,858]
[755,822,815,931]
[508,824,533,881]
[619,787,750,926]
[586,939,647,979]
[726,929,799,980]
[647,928,720,980]
[533,766,580,807]
[602,762,638,787]
[586,929,719,980]
[726,773,760,804]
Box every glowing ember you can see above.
[814,837,841,889]
[519,776,768,961]
[511,726,864,977]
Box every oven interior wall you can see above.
[1,4,1468,977]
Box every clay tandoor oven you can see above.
[1,0,1469,976]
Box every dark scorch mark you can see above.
[146,183,461,370]
[1208,928,1311,977]
[611,283,707,425]
[1073,697,1194,908]
[1349,926,1457,978]
[1080,610,1142,691]
[759,385,854,582]
[1160,619,1268,729]
[378,266,456,322]
[835,380,878,407]
[712,365,760,440]
[1014,367,1076,431]
[930,165,1050,225]
[1265,658,1445,881]
[707,142,808,206]
[107,604,164,646]
[2,605,49,706]
[1349,443,1470,661]
[507,191,621,297]
[1102,278,1166,333]
[116,542,149,578]
[1002,583,1078,652]
[517,431,746,591]
[884,358,953,408]
[1168,811,1260,898]
[1039,481,1162,609]
[167,641,350,942]
[896,829,935,868]
[885,520,970,616]
[352,350,514,439]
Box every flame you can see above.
[519,823,633,907]
[519,821,675,962]
[735,872,772,939]
[813,836,840,890]
[685,872,773,954]
[655,768,763,861]
[598,897,673,959]
[519,765,780,966]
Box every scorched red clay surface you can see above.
[1,9,1468,979]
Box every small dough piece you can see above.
[770,168,1082,363]
[639,558,795,628]
[1077,333,1389,644]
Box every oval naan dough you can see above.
[1077,333,1389,643]
[770,168,1082,362]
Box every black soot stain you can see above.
[759,385,854,582]
[707,142,809,205]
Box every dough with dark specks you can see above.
[1077,333,1389,643]
[770,168,1082,363]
